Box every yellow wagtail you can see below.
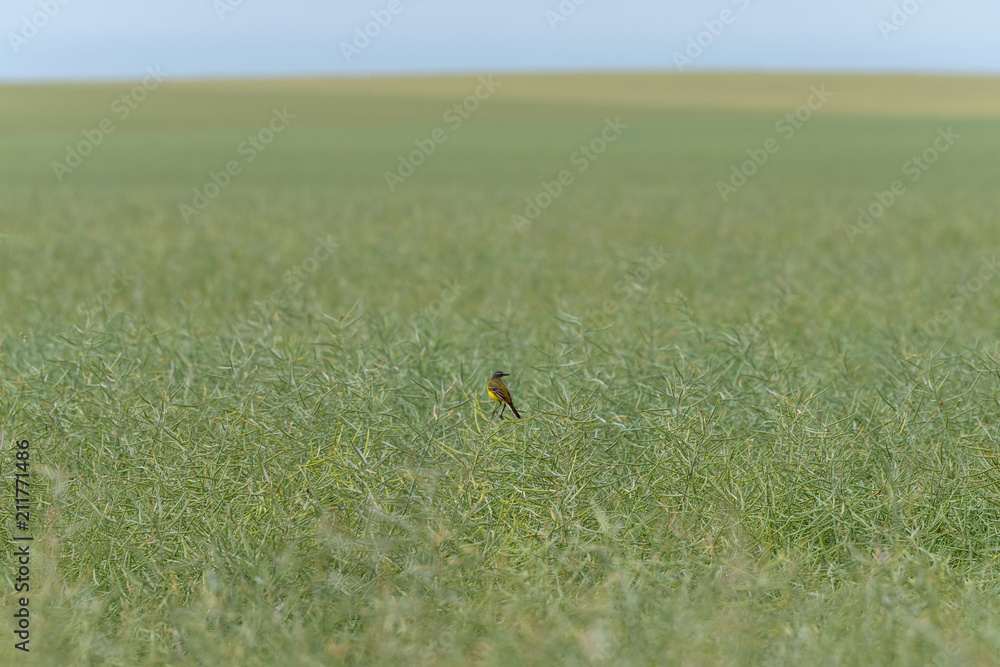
[487,371,521,419]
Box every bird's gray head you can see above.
[491,371,509,379]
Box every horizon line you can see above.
[3,66,1000,86]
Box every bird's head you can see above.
[491,371,509,379]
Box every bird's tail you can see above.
[510,403,521,419]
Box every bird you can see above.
[487,371,521,419]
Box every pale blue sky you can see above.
[3,0,998,81]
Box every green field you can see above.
[3,73,1000,664]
